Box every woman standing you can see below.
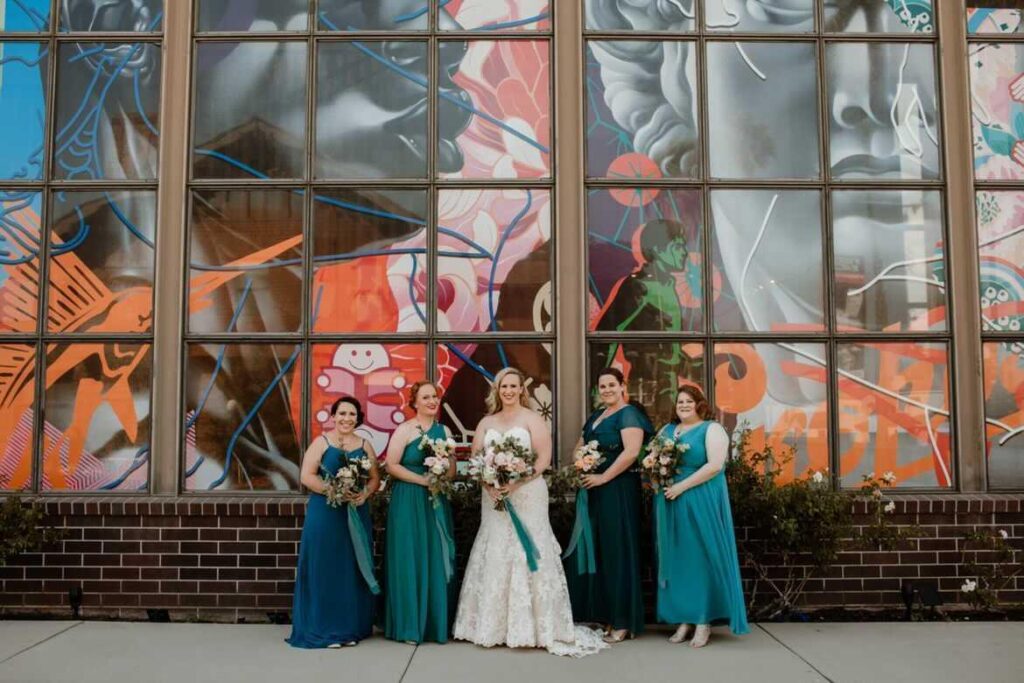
[564,368,653,643]
[384,381,457,644]
[654,385,748,647]
[287,396,380,648]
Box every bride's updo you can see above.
[486,367,532,415]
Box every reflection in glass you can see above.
[443,0,551,32]
[437,188,550,333]
[590,341,704,422]
[437,342,553,442]
[710,190,824,333]
[189,189,303,334]
[833,190,945,333]
[318,0,426,31]
[968,5,1024,34]
[312,188,427,333]
[587,188,703,332]
[184,343,301,491]
[827,43,939,181]
[714,342,829,482]
[836,341,951,488]
[59,0,162,31]
[198,0,309,32]
[440,40,550,179]
[0,343,36,490]
[41,342,152,491]
[975,192,1024,335]
[706,0,814,33]
[0,191,41,333]
[0,0,50,31]
[983,341,1024,488]
[971,42,1024,181]
[584,0,694,32]
[585,41,699,179]
[316,41,428,179]
[193,41,307,180]
[311,342,427,456]
[0,42,46,180]
[48,191,157,334]
[825,0,933,33]
[706,41,820,179]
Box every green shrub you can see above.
[0,497,65,567]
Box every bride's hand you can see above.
[484,484,503,503]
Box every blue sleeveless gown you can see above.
[287,443,374,648]
[655,421,749,634]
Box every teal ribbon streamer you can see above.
[561,489,597,575]
[505,500,540,572]
[432,496,456,582]
[346,505,381,595]
[654,492,670,589]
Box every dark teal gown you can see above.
[287,442,374,648]
[384,422,456,643]
[654,421,749,634]
[565,404,654,635]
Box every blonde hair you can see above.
[485,367,532,415]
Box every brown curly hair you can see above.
[671,384,715,423]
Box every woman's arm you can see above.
[299,438,329,494]
[582,426,644,489]
[384,424,429,486]
[665,423,729,501]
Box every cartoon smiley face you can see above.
[332,343,390,375]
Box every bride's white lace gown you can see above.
[453,427,607,657]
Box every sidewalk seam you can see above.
[757,624,836,683]
[0,621,84,666]
[398,644,418,683]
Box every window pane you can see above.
[836,341,952,488]
[707,41,820,179]
[589,341,704,423]
[0,343,36,490]
[0,41,46,180]
[437,188,550,333]
[48,191,157,334]
[970,42,1024,181]
[437,342,553,440]
[968,5,1024,34]
[827,43,939,181]
[584,0,695,32]
[198,0,309,32]
[833,190,946,333]
[976,192,1024,335]
[184,343,302,491]
[193,41,307,180]
[715,342,829,483]
[189,189,303,334]
[315,41,428,179]
[438,40,550,179]
[59,0,163,31]
[442,0,550,31]
[312,188,427,334]
[587,187,704,333]
[706,0,814,33]
[0,191,41,333]
[826,0,934,34]
[585,41,700,180]
[710,190,825,333]
[41,342,152,491]
[318,0,426,31]
[984,341,1024,488]
[311,342,427,456]
[0,0,50,31]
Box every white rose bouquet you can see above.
[420,433,457,504]
[320,453,374,508]
[468,433,537,511]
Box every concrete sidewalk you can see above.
[1,620,1021,683]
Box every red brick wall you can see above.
[1,495,1022,621]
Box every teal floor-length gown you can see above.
[655,421,749,634]
[384,422,455,643]
[287,441,374,648]
[565,404,654,634]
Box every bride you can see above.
[453,367,607,657]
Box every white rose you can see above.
[961,579,977,593]
[812,471,824,484]
[884,501,896,513]
[882,471,896,484]
[999,529,1009,540]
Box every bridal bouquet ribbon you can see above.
[468,434,541,572]
[559,440,604,575]
[641,430,689,589]
[320,459,381,594]
[420,434,458,581]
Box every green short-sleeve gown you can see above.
[384,423,456,643]
[565,404,654,634]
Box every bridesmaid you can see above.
[565,368,654,643]
[287,396,380,648]
[384,380,457,644]
[654,385,748,647]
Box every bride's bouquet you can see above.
[420,433,457,505]
[641,435,689,493]
[468,433,537,511]
[320,453,374,508]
